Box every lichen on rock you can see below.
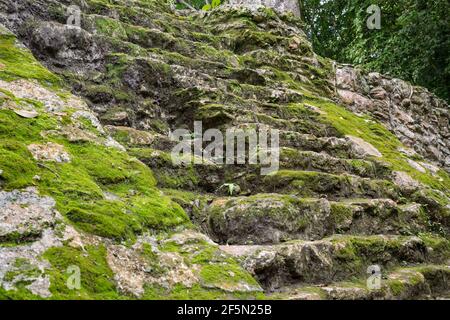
[0,0,448,300]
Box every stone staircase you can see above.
[1,0,448,299]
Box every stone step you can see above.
[116,126,347,160]
[279,148,390,179]
[206,194,432,245]
[251,170,399,200]
[133,146,380,195]
[106,125,176,151]
[279,131,354,158]
[88,2,210,38]
[219,235,450,290]
[131,146,378,194]
[270,265,450,300]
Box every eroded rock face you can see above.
[392,171,420,193]
[224,235,435,290]
[106,230,262,297]
[106,234,200,298]
[27,143,71,163]
[346,135,382,158]
[336,65,450,172]
[0,188,77,298]
[227,0,301,16]
[207,195,332,244]
[0,79,92,114]
[0,187,59,241]
[0,1,448,300]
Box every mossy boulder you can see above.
[207,194,332,244]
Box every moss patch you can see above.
[0,34,61,88]
[305,97,450,192]
[43,245,126,300]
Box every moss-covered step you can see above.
[269,265,450,300]
[279,131,354,159]
[128,147,224,192]
[42,229,263,300]
[106,125,176,151]
[0,26,266,300]
[220,234,450,290]
[256,170,399,200]
[205,194,440,245]
[279,148,389,179]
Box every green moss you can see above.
[333,241,364,275]
[419,233,450,259]
[0,109,59,190]
[130,195,190,228]
[208,194,320,237]
[0,139,38,190]
[330,235,421,275]
[200,264,260,288]
[330,203,354,227]
[142,283,265,300]
[69,144,152,186]
[108,127,132,145]
[129,148,200,189]
[43,245,126,300]
[141,243,165,276]
[306,98,450,191]
[388,279,405,296]
[94,16,128,40]
[64,204,141,240]
[350,236,390,256]
[191,246,218,264]
[263,170,361,197]
[0,230,43,245]
[0,34,61,87]
[0,58,188,241]
[0,287,41,300]
[3,258,42,283]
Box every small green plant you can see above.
[202,0,221,11]
[218,183,240,196]
[172,0,221,11]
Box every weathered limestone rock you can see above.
[0,187,59,241]
[27,142,71,163]
[407,159,426,173]
[346,135,382,158]
[227,0,301,16]
[392,171,420,192]
[0,188,78,298]
[224,235,436,290]
[106,231,262,297]
[207,195,332,244]
[0,1,448,300]
[336,65,450,172]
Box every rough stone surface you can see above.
[207,195,332,244]
[227,0,301,16]
[346,135,382,158]
[0,187,59,240]
[27,142,71,163]
[0,188,77,298]
[336,65,450,172]
[392,171,420,192]
[0,0,448,300]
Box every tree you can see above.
[299,0,450,101]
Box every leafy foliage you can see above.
[300,0,450,101]
[174,0,221,11]
[203,0,221,11]
[218,183,240,196]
